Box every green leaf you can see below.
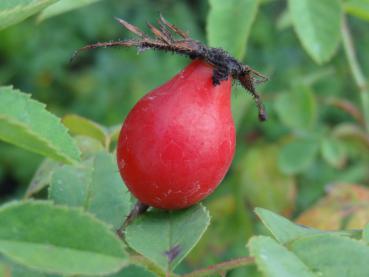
[238,145,296,214]
[109,265,156,277]
[290,234,369,276]
[0,86,80,164]
[248,236,315,277]
[363,222,369,242]
[332,123,369,150]
[126,204,210,272]
[25,159,60,197]
[74,136,105,159]
[274,86,317,130]
[62,114,107,146]
[38,0,104,21]
[278,138,319,174]
[49,162,92,207]
[288,0,341,64]
[7,263,57,277]
[320,137,346,168]
[277,9,292,31]
[207,0,259,59]
[0,262,10,277]
[0,201,128,275]
[255,208,321,244]
[0,0,58,30]
[108,124,122,144]
[231,89,252,129]
[344,0,369,22]
[49,152,131,229]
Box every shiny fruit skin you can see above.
[117,60,235,209]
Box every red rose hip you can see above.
[117,60,235,209]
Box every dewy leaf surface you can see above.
[0,201,128,275]
[0,0,58,30]
[49,152,131,229]
[126,204,210,272]
[0,86,80,164]
[207,0,259,59]
[288,0,341,64]
[248,236,316,277]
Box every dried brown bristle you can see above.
[72,15,268,121]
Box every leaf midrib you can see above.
[0,239,125,259]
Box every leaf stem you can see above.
[341,15,369,132]
[181,256,255,277]
[116,201,149,238]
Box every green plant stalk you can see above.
[130,254,255,277]
[341,16,369,132]
[181,256,255,277]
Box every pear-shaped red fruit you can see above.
[117,60,235,209]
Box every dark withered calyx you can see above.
[72,15,268,121]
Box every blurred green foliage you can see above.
[1,0,369,276]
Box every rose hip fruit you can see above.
[74,16,268,210]
[116,60,235,209]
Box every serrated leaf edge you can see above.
[0,115,79,164]
[0,86,81,163]
[0,200,129,275]
[126,204,211,271]
[0,200,127,254]
[171,203,211,270]
[288,232,369,249]
[254,208,323,243]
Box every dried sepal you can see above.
[72,16,268,121]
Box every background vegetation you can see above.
[1,0,369,276]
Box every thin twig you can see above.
[341,15,369,132]
[130,255,179,277]
[181,256,255,277]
